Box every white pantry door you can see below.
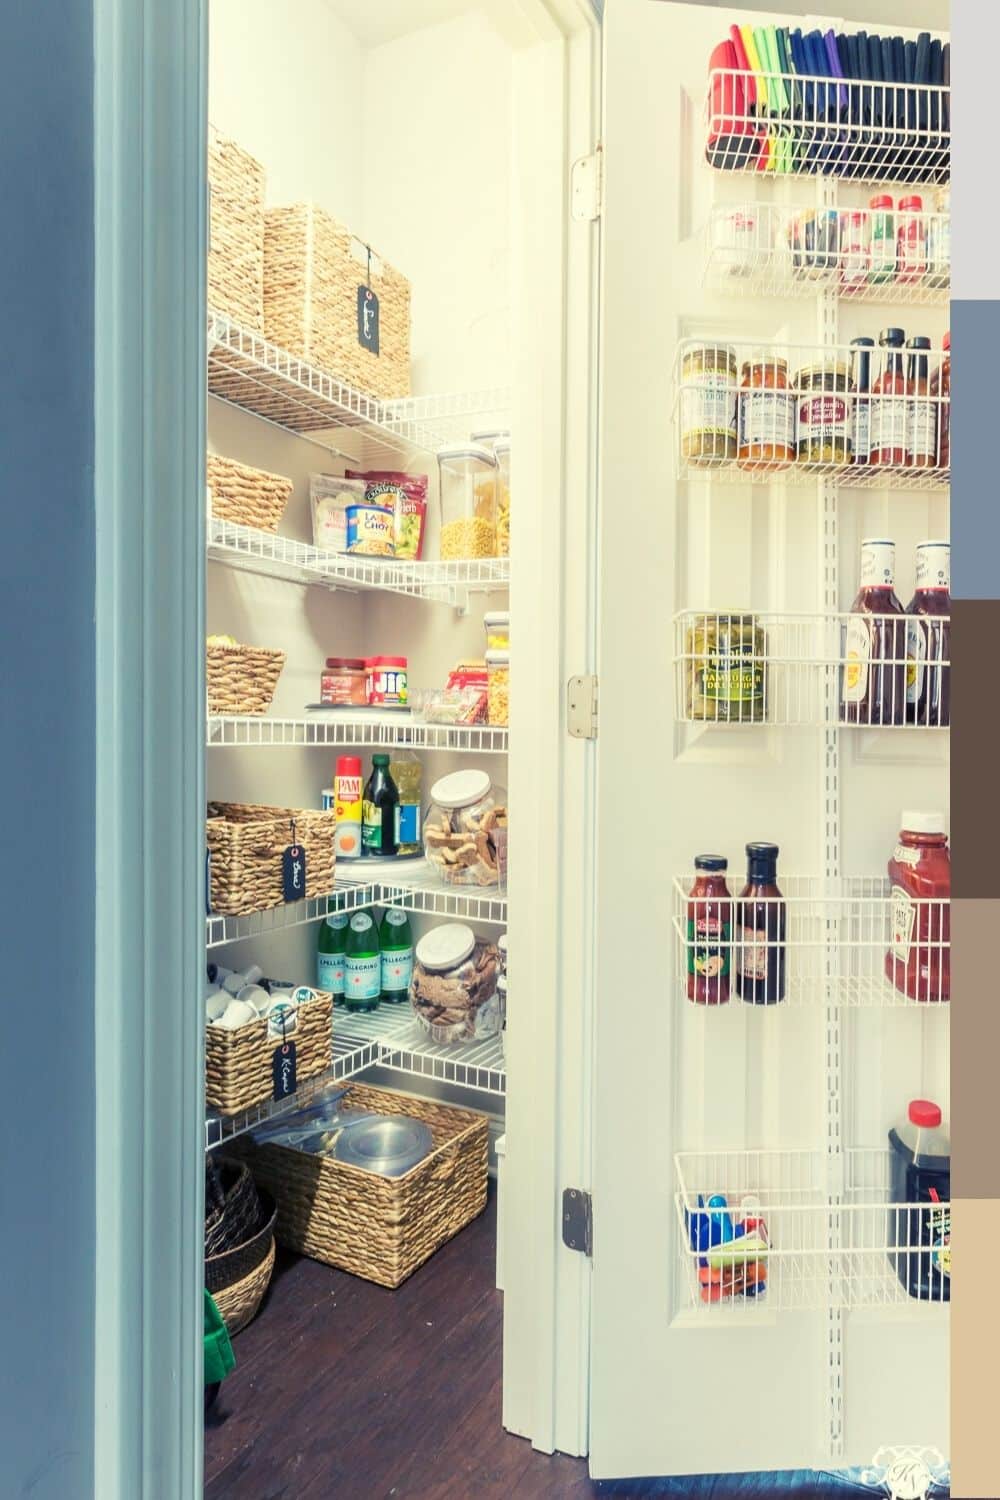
[588,0,847,1480]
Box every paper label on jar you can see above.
[852,400,871,462]
[797,393,850,446]
[906,620,926,704]
[871,397,907,454]
[738,391,795,451]
[893,843,923,868]
[680,374,737,439]
[907,400,938,461]
[699,657,764,704]
[841,617,871,702]
[890,884,916,962]
[738,928,769,981]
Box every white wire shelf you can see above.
[704,202,949,306]
[207,516,510,607]
[207,712,508,754]
[208,309,510,456]
[675,1148,951,1313]
[705,68,949,185]
[675,336,949,490]
[674,610,949,729]
[334,1000,505,1098]
[206,884,376,950]
[673,873,949,1009]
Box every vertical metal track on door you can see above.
[817,177,845,1464]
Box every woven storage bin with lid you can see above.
[206,642,286,715]
[263,204,411,400]
[206,993,333,1115]
[206,802,337,916]
[207,454,293,534]
[208,126,265,331]
[230,1082,489,1288]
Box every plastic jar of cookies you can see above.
[409,923,501,1044]
[423,769,508,887]
[486,650,510,726]
[437,444,497,560]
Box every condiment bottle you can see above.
[885,812,951,1004]
[839,209,868,289]
[686,856,733,1005]
[897,195,927,283]
[333,754,363,860]
[841,539,907,726]
[906,542,951,727]
[888,1100,950,1303]
[871,328,907,467]
[904,336,936,469]
[316,913,349,1001]
[362,753,400,858]
[735,843,786,1006]
[344,910,382,1012]
[930,332,950,469]
[850,337,875,466]
[380,908,414,1004]
[867,195,896,283]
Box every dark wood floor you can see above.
[205,1187,867,1499]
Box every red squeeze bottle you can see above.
[885,813,951,1003]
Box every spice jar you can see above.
[795,362,852,465]
[897,195,927,284]
[685,612,767,723]
[737,357,795,471]
[486,650,510,727]
[484,611,510,650]
[437,444,497,559]
[680,344,738,465]
[926,186,950,290]
[320,657,368,706]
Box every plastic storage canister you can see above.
[437,444,497,560]
[493,438,510,558]
[484,611,510,649]
[424,768,506,888]
[410,923,501,1043]
[888,1099,950,1302]
[320,657,367,706]
[486,650,510,727]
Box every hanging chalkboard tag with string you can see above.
[282,820,307,902]
[357,245,380,354]
[271,1010,297,1099]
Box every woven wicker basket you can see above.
[206,1191,277,1295]
[230,1083,489,1288]
[214,1239,276,1336]
[263,204,411,400]
[208,126,265,331]
[206,802,337,916]
[208,454,293,534]
[206,643,286,716]
[206,994,333,1115]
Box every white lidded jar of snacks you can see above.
[410,922,501,1044]
[437,444,497,560]
[423,769,507,887]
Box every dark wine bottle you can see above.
[736,842,786,1006]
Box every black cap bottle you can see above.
[736,843,786,1005]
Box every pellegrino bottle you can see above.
[905,541,950,728]
[316,913,349,1001]
[380,908,414,1003]
[841,538,907,727]
[344,911,381,1012]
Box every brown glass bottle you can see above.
[905,336,935,469]
[736,843,786,1006]
[905,541,951,728]
[841,539,907,727]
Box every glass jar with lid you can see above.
[794,362,852,465]
[679,344,738,466]
[685,612,767,723]
[437,444,498,560]
[423,768,508,887]
[737,357,795,471]
[410,922,501,1044]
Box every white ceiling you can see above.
[323,0,485,47]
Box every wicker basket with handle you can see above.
[206,643,286,716]
[206,992,333,1115]
[230,1083,489,1288]
[263,204,411,401]
[208,126,265,331]
[207,453,293,534]
[206,802,337,916]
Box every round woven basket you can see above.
[205,1159,264,1258]
[214,1240,276,1336]
[207,643,285,716]
[206,1193,277,1296]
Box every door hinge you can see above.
[571,146,603,222]
[567,675,598,739]
[562,1188,593,1256]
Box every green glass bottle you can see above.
[380,908,414,1003]
[344,910,381,1012]
[362,753,400,858]
[316,913,349,1002]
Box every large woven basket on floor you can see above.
[231,1083,489,1288]
[214,1239,276,1337]
[206,1189,277,1296]
[263,204,411,401]
[208,454,293,534]
[206,802,337,916]
[206,993,333,1115]
[208,126,265,331]
[206,643,286,716]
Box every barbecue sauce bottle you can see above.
[841,538,907,726]
[736,843,786,1006]
[905,541,951,728]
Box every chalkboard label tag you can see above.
[357,285,380,354]
[272,1041,297,1100]
[283,844,306,902]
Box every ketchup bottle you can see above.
[905,541,950,728]
[885,813,951,1003]
[686,856,732,1005]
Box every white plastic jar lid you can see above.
[484,611,510,629]
[485,650,509,665]
[900,810,946,834]
[430,768,492,809]
[436,443,497,468]
[497,934,508,958]
[416,923,476,971]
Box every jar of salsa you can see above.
[885,812,950,1004]
[738,358,795,471]
[687,856,733,1005]
[685,613,767,723]
[795,363,851,464]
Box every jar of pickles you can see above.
[437,444,497,559]
[795,363,852,465]
[737,357,795,471]
[680,344,738,465]
[685,613,767,723]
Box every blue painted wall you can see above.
[0,1,95,1495]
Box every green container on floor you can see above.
[204,1288,235,1403]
